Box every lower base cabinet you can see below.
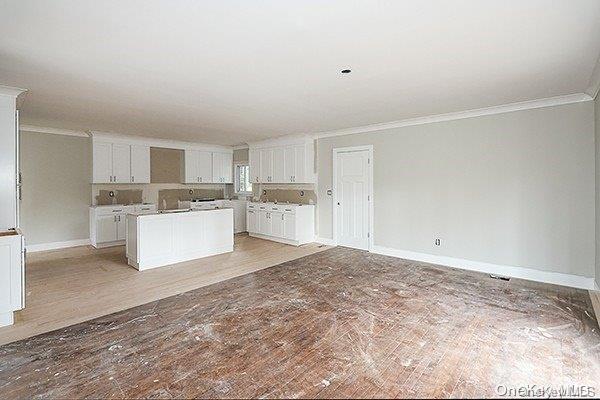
[0,230,24,327]
[90,204,157,248]
[246,203,314,246]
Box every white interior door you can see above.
[334,148,371,250]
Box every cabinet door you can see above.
[212,152,223,183]
[247,210,257,233]
[284,146,296,183]
[96,215,117,243]
[284,213,296,240]
[112,144,131,183]
[93,142,112,183]
[260,149,273,183]
[293,145,306,183]
[0,234,23,313]
[130,145,150,183]
[271,212,284,237]
[259,211,271,235]
[272,147,285,183]
[221,152,233,183]
[197,151,213,183]
[184,150,199,183]
[249,148,261,184]
[116,215,127,240]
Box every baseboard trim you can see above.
[315,237,336,246]
[371,245,596,291]
[27,239,91,253]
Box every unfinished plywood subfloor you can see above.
[0,234,330,346]
[1,247,599,398]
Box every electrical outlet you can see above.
[434,238,441,246]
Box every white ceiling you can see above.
[1,0,599,145]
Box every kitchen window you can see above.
[235,163,252,194]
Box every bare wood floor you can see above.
[1,246,599,398]
[0,234,330,346]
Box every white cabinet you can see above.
[260,148,273,183]
[212,152,233,183]
[272,147,285,183]
[184,150,213,183]
[247,209,257,233]
[283,213,296,240]
[96,215,118,243]
[247,203,314,246]
[259,209,271,236]
[0,231,24,327]
[198,151,213,183]
[249,148,260,184]
[112,143,131,183]
[271,211,284,237]
[249,138,315,184]
[130,145,150,183]
[184,150,232,183]
[92,140,150,184]
[93,142,113,183]
[90,204,155,248]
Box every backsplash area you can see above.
[92,183,230,208]
[256,184,316,205]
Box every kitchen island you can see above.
[126,208,233,271]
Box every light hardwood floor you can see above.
[0,234,331,345]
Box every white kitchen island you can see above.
[126,208,233,271]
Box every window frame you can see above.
[234,162,252,195]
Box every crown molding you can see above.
[90,131,233,153]
[233,144,249,150]
[314,93,592,139]
[20,124,89,138]
[0,84,27,97]
[585,54,600,99]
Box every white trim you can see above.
[371,245,596,291]
[90,131,233,153]
[314,93,592,139]
[248,134,313,149]
[233,144,249,150]
[332,145,374,251]
[586,55,600,99]
[20,124,89,138]
[27,238,91,253]
[0,85,27,97]
[315,237,336,246]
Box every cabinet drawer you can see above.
[95,206,134,216]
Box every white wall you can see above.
[20,132,92,245]
[317,101,595,279]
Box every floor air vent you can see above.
[489,274,510,281]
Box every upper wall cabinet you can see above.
[92,140,150,184]
[184,150,213,183]
[249,137,315,184]
[212,152,233,183]
[183,150,232,184]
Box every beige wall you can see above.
[595,95,600,288]
[20,132,91,245]
[317,101,595,278]
[233,148,249,163]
